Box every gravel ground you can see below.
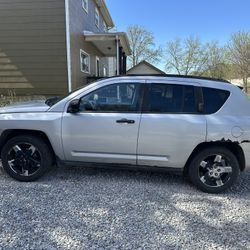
[0,165,250,250]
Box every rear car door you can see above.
[62,80,144,164]
[137,80,207,169]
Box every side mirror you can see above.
[67,99,80,113]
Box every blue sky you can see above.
[105,0,250,69]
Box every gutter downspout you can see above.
[65,0,72,92]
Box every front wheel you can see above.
[1,135,53,181]
[188,147,240,193]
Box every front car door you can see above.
[137,80,207,169]
[62,80,144,164]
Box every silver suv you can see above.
[0,75,249,193]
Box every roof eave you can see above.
[117,32,132,56]
[83,31,132,56]
[95,0,115,28]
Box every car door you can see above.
[137,80,207,169]
[62,80,144,164]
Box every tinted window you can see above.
[147,84,197,113]
[202,87,230,114]
[79,83,141,112]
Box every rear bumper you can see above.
[241,144,250,170]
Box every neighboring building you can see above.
[127,61,166,75]
[0,0,131,96]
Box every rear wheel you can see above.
[1,135,53,181]
[188,147,240,193]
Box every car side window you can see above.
[79,83,141,112]
[202,87,230,114]
[146,83,198,113]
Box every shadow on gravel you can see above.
[0,165,250,249]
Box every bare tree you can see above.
[228,31,250,92]
[127,25,162,67]
[165,38,182,74]
[165,37,209,75]
[203,42,228,78]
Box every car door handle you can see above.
[116,119,135,124]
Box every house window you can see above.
[80,50,90,73]
[82,0,88,12]
[95,7,100,27]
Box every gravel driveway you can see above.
[0,165,250,250]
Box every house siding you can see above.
[68,0,109,90]
[0,0,68,96]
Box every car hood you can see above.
[0,100,50,113]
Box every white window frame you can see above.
[95,7,100,28]
[82,0,88,13]
[80,49,90,74]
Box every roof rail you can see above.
[124,74,230,83]
[87,74,231,84]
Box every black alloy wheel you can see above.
[188,147,240,193]
[1,135,53,181]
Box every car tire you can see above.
[1,135,53,182]
[188,147,240,193]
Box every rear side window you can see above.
[202,87,230,114]
[146,84,198,113]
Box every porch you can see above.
[83,31,131,82]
